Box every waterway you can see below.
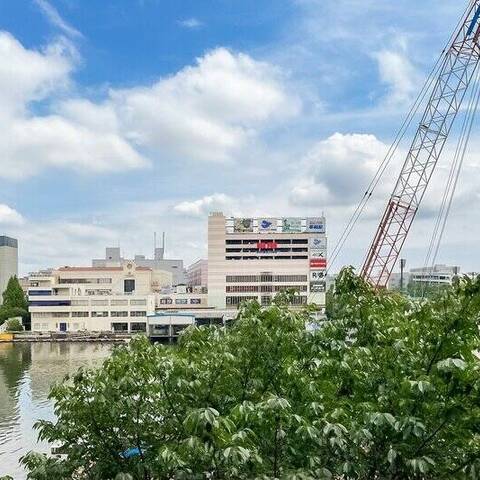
[0,342,114,479]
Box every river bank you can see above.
[0,332,132,343]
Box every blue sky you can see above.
[1,0,479,274]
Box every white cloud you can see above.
[0,34,298,179]
[178,18,203,29]
[173,193,235,217]
[290,133,389,207]
[34,0,83,39]
[0,205,24,225]
[110,47,300,162]
[374,44,421,106]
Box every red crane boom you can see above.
[361,0,480,287]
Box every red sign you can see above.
[310,259,327,268]
[257,241,278,250]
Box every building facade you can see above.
[186,259,208,290]
[409,264,460,286]
[0,236,18,302]
[207,213,327,310]
[92,245,185,286]
[28,262,155,332]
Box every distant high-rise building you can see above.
[0,236,18,302]
[186,259,208,290]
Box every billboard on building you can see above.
[234,218,254,233]
[310,281,326,293]
[258,218,277,232]
[282,217,302,233]
[310,259,327,269]
[310,236,327,249]
[310,270,326,281]
[310,249,326,259]
[307,217,326,233]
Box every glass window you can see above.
[124,279,135,293]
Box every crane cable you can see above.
[326,1,472,275]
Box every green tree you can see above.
[20,268,480,479]
[0,276,28,327]
[2,276,28,310]
[4,317,23,331]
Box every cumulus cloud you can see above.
[173,193,236,217]
[0,32,147,179]
[0,204,24,225]
[0,34,299,179]
[290,133,389,207]
[374,43,421,106]
[110,48,300,162]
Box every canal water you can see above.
[0,342,113,479]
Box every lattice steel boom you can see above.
[361,0,480,288]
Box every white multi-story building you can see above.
[186,259,208,290]
[0,236,18,302]
[409,264,460,286]
[208,213,327,310]
[28,262,156,333]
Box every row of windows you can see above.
[32,311,147,319]
[225,295,308,306]
[158,298,203,305]
[226,285,308,293]
[70,299,147,307]
[226,255,309,261]
[226,248,308,253]
[226,275,308,283]
[59,278,113,284]
[226,239,308,245]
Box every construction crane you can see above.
[361,0,480,288]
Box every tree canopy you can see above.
[0,276,28,326]
[19,268,480,479]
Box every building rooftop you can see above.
[57,266,152,272]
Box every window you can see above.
[111,311,128,317]
[226,296,257,306]
[130,322,147,332]
[292,239,308,244]
[28,290,52,296]
[130,311,147,317]
[91,300,109,306]
[29,300,71,307]
[159,298,173,305]
[72,312,89,317]
[190,299,201,304]
[175,298,188,304]
[111,299,128,306]
[130,299,147,306]
[59,278,112,284]
[92,311,109,317]
[71,299,88,306]
[124,279,135,293]
[111,322,128,332]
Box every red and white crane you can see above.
[361,0,480,287]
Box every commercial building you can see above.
[409,264,460,286]
[28,262,156,332]
[0,236,18,302]
[186,259,208,290]
[207,213,327,310]
[92,240,185,286]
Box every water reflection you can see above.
[0,342,113,479]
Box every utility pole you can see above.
[400,258,407,292]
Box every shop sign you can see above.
[307,217,326,233]
[258,218,277,232]
[310,270,326,281]
[282,217,302,233]
[310,249,326,259]
[310,236,327,249]
[310,258,327,268]
[234,218,254,233]
[310,281,326,293]
[257,241,278,250]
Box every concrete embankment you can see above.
[0,332,132,343]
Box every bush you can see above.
[20,268,480,479]
[5,317,23,332]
